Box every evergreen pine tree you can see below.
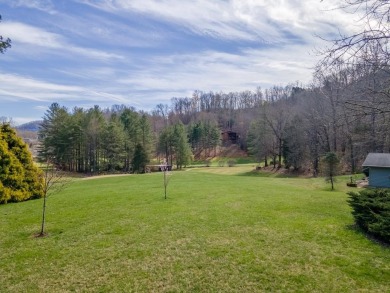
[132,144,149,173]
[173,122,192,169]
[102,115,126,171]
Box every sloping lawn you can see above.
[1,167,389,292]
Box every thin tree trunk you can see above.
[278,137,282,168]
[330,175,334,190]
[39,194,47,236]
[164,171,167,199]
[349,137,355,173]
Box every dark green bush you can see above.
[347,189,390,243]
[0,124,44,204]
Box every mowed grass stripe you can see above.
[1,169,389,292]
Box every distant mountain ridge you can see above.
[16,120,42,132]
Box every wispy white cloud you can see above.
[117,44,316,96]
[51,13,164,49]
[1,21,124,60]
[78,0,278,42]
[2,21,62,48]
[0,0,57,14]
[0,73,129,103]
[78,0,357,44]
[70,46,125,61]
[0,73,87,102]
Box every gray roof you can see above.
[362,153,390,168]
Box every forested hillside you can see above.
[38,62,390,176]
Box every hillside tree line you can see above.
[38,62,390,176]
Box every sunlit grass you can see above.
[1,167,389,292]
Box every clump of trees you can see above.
[38,103,195,173]
[188,120,220,159]
[38,104,155,174]
[0,123,43,203]
[157,122,193,170]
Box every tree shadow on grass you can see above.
[237,169,302,178]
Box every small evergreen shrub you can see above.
[347,189,390,243]
[0,124,44,204]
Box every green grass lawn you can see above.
[1,166,389,292]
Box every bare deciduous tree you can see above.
[322,152,340,190]
[38,159,72,237]
[319,0,390,68]
[161,160,171,200]
[318,1,390,114]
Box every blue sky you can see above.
[0,0,354,124]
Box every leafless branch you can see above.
[38,159,73,237]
